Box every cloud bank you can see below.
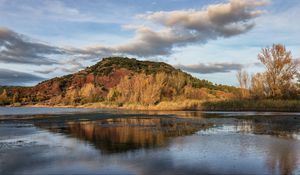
[0,68,44,85]
[0,0,267,76]
[176,62,243,74]
[0,28,64,65]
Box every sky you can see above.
[0,0,300,86]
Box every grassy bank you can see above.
[81,99,300,112]
[20,99,300,112]
[79,100,204,111]
[202,99,300,112]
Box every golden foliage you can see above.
[256,44,299,99]
[106,72,234,105]
[64,88,80,105]
[0,89,7,99]
[250,73,266,99]
[237,44,300,100]
[79,83,102,103]
[183,86,209,100]
[113,73,166,105]
[0,89,8,105]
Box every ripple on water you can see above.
[0,140,37,151]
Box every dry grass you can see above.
[79,100,204,111]
[202,99,300,112]
[26,99,300,112]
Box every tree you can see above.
[257,44,299,99]
[236,70,250,98]
[64,88,81,105]
[250,73,266,99]
[0,89,10,105]
[0,89,7,98]
[12,92,19,104]
[113,73,166,105]
[80,83,99,103]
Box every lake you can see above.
[0,107,300,175]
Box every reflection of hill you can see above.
[37,117,212,153]
[33,112,300,175]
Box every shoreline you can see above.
[2,100,300,113]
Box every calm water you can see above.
[0,108,300,175]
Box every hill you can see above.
[0,57,238,109]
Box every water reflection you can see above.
[34,113,300,154]
[266,138,298,175]
[36,117,212,153]
[235,118,300,175]
[234,116,300,139]
[1,111,300,175]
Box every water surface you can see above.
[0,107,106,115]
[0,108,300,175]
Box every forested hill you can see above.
[0,57,238,106]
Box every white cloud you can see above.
[0,0,269,61]
[79,0,268,57]
[139,0,268,37]
[0,0,270,79]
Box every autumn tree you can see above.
[80,83,102,103]
[109,72,201,105]
[112,73,167,105]
[0,89,7,99]
[250,73,266,99]
[12,92,20,104]
[183,86,209,100]
[49,95,63,105]
[64,88,81,105]
[0,89,10,105]
[254,44,299,99]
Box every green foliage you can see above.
[86,57,178,76]
[38,74,72,86]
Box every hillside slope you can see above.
[0,57,238,107]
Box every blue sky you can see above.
[0,0,299,86]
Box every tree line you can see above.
[237,44,300,100]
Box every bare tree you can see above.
[257,44,299,98]
[237,70,250,89]
[236,70,250,98]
